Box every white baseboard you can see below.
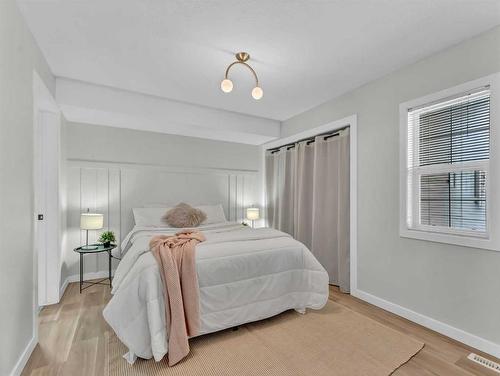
[352,288,500,359]
[66,269,117,284]
[59,269,116,298]
[9,335,37,376]
[59,277,69,300]
[73,269,116,283]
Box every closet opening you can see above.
[264,117,357,294]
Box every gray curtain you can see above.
[265,147,295,234]
[265,129,350,292]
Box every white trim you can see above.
[59,276,69,300]
[35,110,63,307]
[21,72,63,376]
[28,71,61,376]
[352,288,500,359]
[65,270,116,284]
[349,118,358,292]
[263,115,354,150]
[399,72,500,251]
[9,335,37,376]
[411,160,489,175]
[262,114,358,291]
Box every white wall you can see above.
[282,26,500,352]
[62,122,263,283]
[0,1,56,375]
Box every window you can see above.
[408,88,490,235]
[400,73,500,250]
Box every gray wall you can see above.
[0,1,56,375]
[65,122,261,171]
[282,26,500,345]
[62,122,263,283]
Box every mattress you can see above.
[103,222,329,362]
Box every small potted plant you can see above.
[99,231,116,247]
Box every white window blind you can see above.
[406,88,490,236]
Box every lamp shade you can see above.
[80,213,104,230]
[246,207,260,221]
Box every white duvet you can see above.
[103,222,329,363]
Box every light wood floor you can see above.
[21,282,498,376]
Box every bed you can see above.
[103,205,329,364]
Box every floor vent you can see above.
[467,353,500,374]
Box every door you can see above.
[34,110,61,306]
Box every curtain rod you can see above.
[267,125,349,154]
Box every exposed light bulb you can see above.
[251,86,263,100]
[220,79,233,93]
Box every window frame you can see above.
[400,73,500,251]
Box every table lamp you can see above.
[246,207,260,228]
[80,210,104,250]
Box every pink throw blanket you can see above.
[149,230,206,366]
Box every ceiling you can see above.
[18,0,500,121]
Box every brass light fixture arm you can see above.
[224,61,259,87]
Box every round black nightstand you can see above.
[73,244,119,293]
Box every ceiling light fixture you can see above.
[220,52,263,100]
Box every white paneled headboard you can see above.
[66,160,258,254]
[63,160,259,281]
[119,166,255,236]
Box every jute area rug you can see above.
[108,301,424,376]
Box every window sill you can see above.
[400,227,498,252]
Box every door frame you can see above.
[32,72,62,340]
[34,110,62,306]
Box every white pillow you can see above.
[132,207,171,227]
[142,203,171,208]
[196,204,227,224]
[133,204,227,226]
